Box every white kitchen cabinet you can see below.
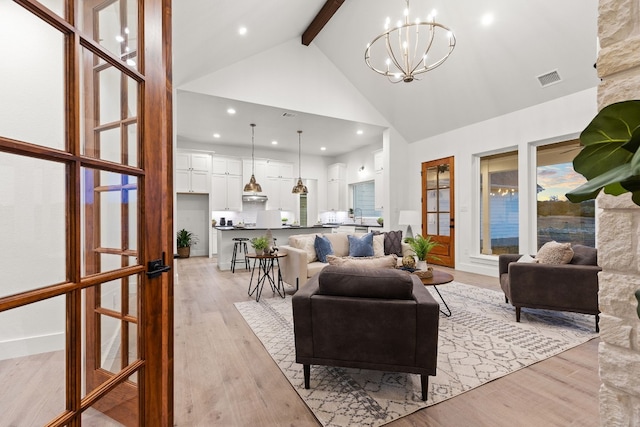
[373,149,383,172]
[264,176,296,211]
[176,152,211,193]
[327,163,346,211]
[210,174,242,211]
[212,156,242,176]
[375,170,384,210]
[263,161,295,211]
[266,161,294,179]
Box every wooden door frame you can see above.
[421,156,455,267]
[0,0,173,425]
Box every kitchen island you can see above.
[215,225,332,271]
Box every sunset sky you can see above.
[537,163,587,201]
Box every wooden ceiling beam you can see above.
[301,0,345,46]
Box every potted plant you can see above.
[404,234,440,270]
[176,229,198,258]
[250,235,269,255]
[377,217,384,226]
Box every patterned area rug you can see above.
[234,282,597,427]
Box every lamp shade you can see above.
[398,210,421,226]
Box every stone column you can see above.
[596,0,640,425]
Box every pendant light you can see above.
[292,130,308,194]
[243,123,262,192]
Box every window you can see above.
[536,140,595,248]
[352,181,381,217]
[480,151,519,255]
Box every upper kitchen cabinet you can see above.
[266,161,293,180]
[176,152,211,193]
[264,161,295,211]
[212,156,242,176]
[210,174,242,211]
[210,156,243,210]
[327,163,346,211]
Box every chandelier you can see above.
[291,130,308,194]
[365,0,456,83]
[243,123,262,192]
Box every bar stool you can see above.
[231,237,250,273]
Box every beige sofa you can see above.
[279,231,412,289]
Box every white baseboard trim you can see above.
[0,332,64,361]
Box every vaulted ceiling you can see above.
[173,0,600,156]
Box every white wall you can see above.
[180,38,390,128]
[405,88,598,276]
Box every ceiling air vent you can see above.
[537,70,562,87]
[281,112,297,118]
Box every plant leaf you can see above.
[566,163,635,202]
[574,101,640,180]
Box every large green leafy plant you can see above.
[566,100,640,319]
[566,100,640,205]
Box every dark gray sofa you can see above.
[498,245,601,331]
[292,265,440,401]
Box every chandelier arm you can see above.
[385,33,405,76]
[412,22,420,73]
[415,33,456,74]
[409,23,436,75]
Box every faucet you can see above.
[354,208,363,225]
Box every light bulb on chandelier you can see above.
[365,0,456,83]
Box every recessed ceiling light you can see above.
[481,13,494,26]
[271,140,278,145]
[213,133,221,138]
[238,26,247,35]
[115,35,125,43]
[227,108,236,115]
[320,147,326,151]
[357,130,364,135]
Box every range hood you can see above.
[242,194,268,203]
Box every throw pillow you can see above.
[348,232,374,257]
[326,254,398,269]
[373,233,385,257]
[289,234,318,263]
[384,230,403,257]
[314,235,334,263]
[536,241,574,264]
[517,254,537,263]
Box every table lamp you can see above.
[398,210,422,239]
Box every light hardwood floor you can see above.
[174,257,600,427]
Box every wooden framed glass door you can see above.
[422,157,455,267]
[0,0,173,425]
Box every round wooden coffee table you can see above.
[418,270,453,317]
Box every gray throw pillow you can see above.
[384,230,403,257]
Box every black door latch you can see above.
[146,252,171,278]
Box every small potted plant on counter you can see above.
[176,228,198,258]
[250,235,269,255]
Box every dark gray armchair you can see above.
[292,265,440,401]
[498,245,600,331]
